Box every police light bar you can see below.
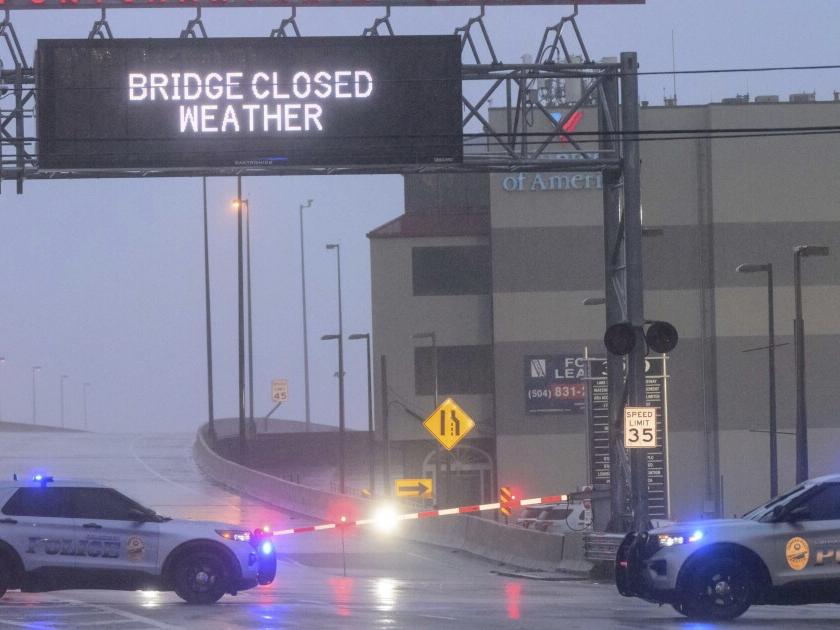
[33,474,55,487]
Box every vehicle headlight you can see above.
[216,529,251,543]
[657,530,703,547]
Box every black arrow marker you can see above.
[398,481,430,495]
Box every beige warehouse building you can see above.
[369,95,840,521]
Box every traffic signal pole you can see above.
[600,69,630,532]
[620,52,649,532]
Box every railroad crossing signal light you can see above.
[645,321,679,353]
[604,321,678,355]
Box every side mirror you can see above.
[786,506,811,523]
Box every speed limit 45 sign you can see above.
[624,407,657,448]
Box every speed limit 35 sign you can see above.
[624,407,657,448]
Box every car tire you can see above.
[172,550,228,605]
[678,556,753,620]
[0,553,11,599]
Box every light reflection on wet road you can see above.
[1,432,839,629]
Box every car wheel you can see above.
[679,556,753,620]
[0,554,12,599]
[173,550,228,605]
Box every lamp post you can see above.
[234,178,247,459]
[0,356,5,422]
[793,244,830,484]
[349,333,375,495]
[83,382,91,430]
[413,332,443,504]
[298,199,314,432]
[325,241,345,494]
[244,198,255,432]
[322,334,346,494]
[60,374,68,429]
[31,366,41,425]
[202,178,216,444]
[736,263,778,497]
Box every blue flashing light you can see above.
[689,530,704,543]
[32,474,54,487]
[260,541,274,556]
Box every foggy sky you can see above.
[1,1,838,433]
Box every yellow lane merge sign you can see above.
[423,397,475,451]
[395,478,433,498]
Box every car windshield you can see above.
[740,484,811,521]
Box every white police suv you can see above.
[0,476,276,604]
[617,474,840,620]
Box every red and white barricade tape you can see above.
[272,493,568,537]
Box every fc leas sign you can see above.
[36,36,463,171]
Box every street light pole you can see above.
[413,332,443,505]
[235,177,247,459]
[298,199,314,432]
[60,374,68,429]
[83,382,91,430]
[322,333,346,494]
[245,199,255,432]
[793,244,830,484]
[202,177,216,444]
[349,333,375,495]
[0,357,5,422]
[326,242,345,495]
[736,263,778,497]
[31,366,41,425]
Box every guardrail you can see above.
[192,423,596,575]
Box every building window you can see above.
[412,246,490,296]
[414,345,494,395]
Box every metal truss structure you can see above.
[0,4,662,529]
[0,6,621,187]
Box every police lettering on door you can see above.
[27,536,122,558]
[525,354,587,414]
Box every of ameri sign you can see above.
[501,172,603,192]
[36,36,463,170]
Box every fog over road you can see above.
[1,431,839,629]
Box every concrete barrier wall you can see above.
[193,425,592,574]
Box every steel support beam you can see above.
[620,51,648,532]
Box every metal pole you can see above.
[83,382,90,430]
[0,357,5,422]
[202,178,216,444]
[246,200,255,433]
[31,367,39,425]
[600,67,629,532]
[365,335,375,495]
[620,51,649,532]
[431,335,443,506]
[328,244,346,495]
[767,265,778,497]
[237,176,247,459]
[793,250,807,484]
[299,201,313,433]
[380,354,391,496]
[60,375,67,428]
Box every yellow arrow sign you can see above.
[394,478,433,498]
[423,397,475,451]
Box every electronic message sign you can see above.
[36,36,463,170]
